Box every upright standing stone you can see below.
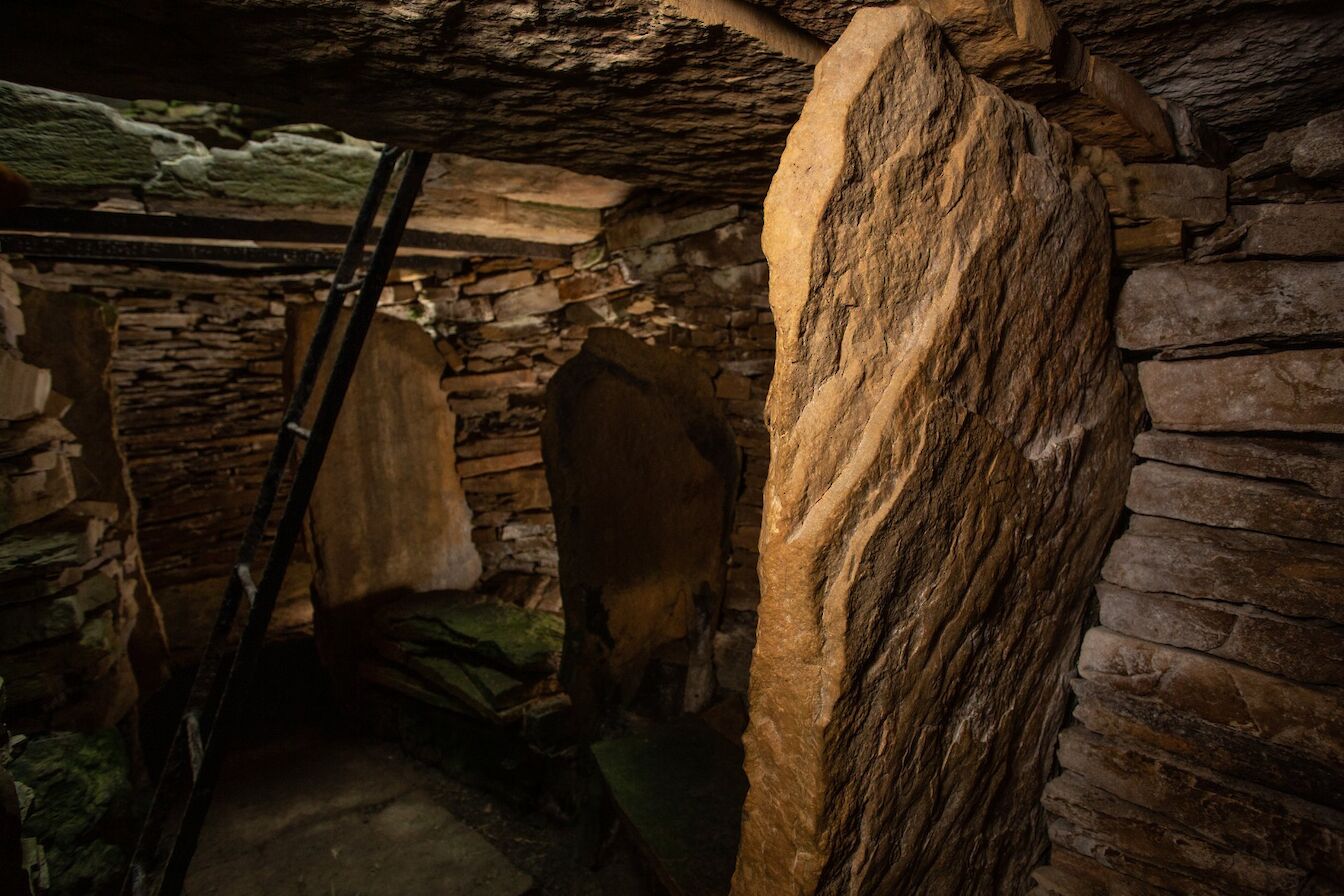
[288,308,481,683]
[542,329,740,730]
[734,8,1136,895]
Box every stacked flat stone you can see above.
[1033,109,1344,895]
[0,262,143,732]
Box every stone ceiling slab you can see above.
[0,0,815,199]
[0,82,627,245]
[755,0,1344,151]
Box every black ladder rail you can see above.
[122,148,434,896]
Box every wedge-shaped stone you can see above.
[1127,460,1344,544]
[1133,431,1344,498]
[1043,769,1312,894]
[1055,727,1344,880]
[1097,583,1343,686]
[1070,678,1344,809]
[1104,515,1344,622]
[1116,262,1344,352]
[1077,628,1344,769]
[289,308,481,680]
[734,8,1137,894]
[1139,349,1344,434]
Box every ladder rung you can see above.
[183,712,204,782]
[334,276,364,294]
[285,420,312,440]
[234,563,258,606]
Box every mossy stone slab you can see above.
[591,717,746,896]
[378,595,563,674]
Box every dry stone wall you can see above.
[0,258,161,733]
[4,265,333,662]
[1033,110,1344,895]
[2,195,773,708]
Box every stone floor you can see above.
[187,730,535,896]
[167,639,651,896]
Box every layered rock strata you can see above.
[735,8,1136,894]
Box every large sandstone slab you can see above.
[1133,431,1344,498]
[1138,349,1344,434]
[1096,582,1343,686]
[1101,514,1344,623]
[1077,628,1344,770]
[734,9,1136,895]
[1115,262,1344,353]
[288,308,481,682]
[542,328,739,730]
[0,1,814,198]
[1126,460,1344,545]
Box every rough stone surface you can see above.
[1096,583,1343,686]
[1054,725,1344,880]
[759,0,1344,155]
[1102,163,1226,226]
[1070,678,1344,811]
[1115,261,1344,353]
[542,328,739,730]
[735,9,1136,895]
[288,307,480,681]
[0,82,626,244]
[0,2,815,198]
[1232,203,1344,259]
[1293,110,1344,182]
[1102,514,1344,624]
[1126,460,1344,545]
[1050,0,1344,153]
[1077,629,1344,772]
[1133,431,1344,499]
[7,729,132,896]
[1138,349,1344,434]
[1043,771,1314,895]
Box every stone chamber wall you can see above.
[4,195,771,706]
[5,263,333,663]
[1,257,170,895]
[1033,111,1344,894]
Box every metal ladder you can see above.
[122,147,434,896]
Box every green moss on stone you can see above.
[8,729,131,896]
[379,596,564,674]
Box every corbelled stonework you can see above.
[734,7,1136,893]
